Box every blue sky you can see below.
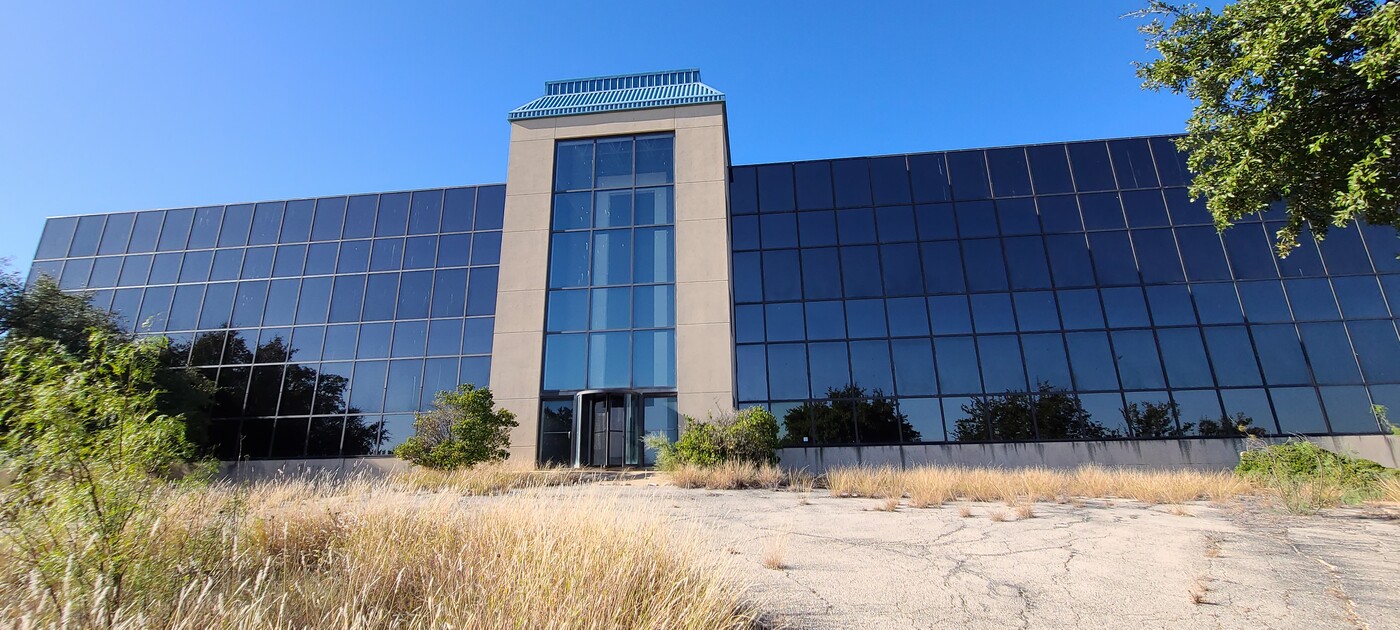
[0,1,1204,272]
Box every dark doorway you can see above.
[572,390,643,467]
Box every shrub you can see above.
[1236,438,1399,511]
[394,384,518,470]
[652,407,779,470]
[0,331,211,623]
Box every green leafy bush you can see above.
[394,384,518,470]
[0,331,211,620]
[649,407,779,471]
[1236,439,1399,512]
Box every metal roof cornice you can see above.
[507,69,725,121]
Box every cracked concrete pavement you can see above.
[506,483,1400,629]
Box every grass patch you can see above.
[822,464,1254,505]
[1236,439,1400,513]
[0,477,757,628]
[668,461,812,490]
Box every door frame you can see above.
[570,389,643,468]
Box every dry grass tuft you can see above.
[876,496,901,512]
[1189,577,1211,605]
[761,532,788,571]
[818,465,1255,506]
[0,477,758,629]
[1168,504,1195,517]
[988,509,1008,522]
[1014,504,1035,519]
[1374,476,1400,504]
[957,505,974,518]
[397,463,599,494]
[669,462,800,491]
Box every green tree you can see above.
[1198,411,1268,437]
[394,384,518,469]
[0,331,209,622]
[1136,0,1400,254]
[0,273,214,444]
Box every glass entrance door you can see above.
[571,390,642,467]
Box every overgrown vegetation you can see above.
[0,478,758,628]
[0,273,214,445]
[393,384,518,470]
[1236,438,1400,512]
[647,407,779,471]
[822,465,1253,506]
[0,330,212,623]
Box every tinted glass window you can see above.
[946,151,990,200]
[757,164,795,212]
[1005,236,1051,289]
[1088,232,1138,286]
[887,297,930,337]
[92,214,138,256]
[921,241,966,294]
[795,210,834,245]
[954,200,997,238]
[870,157,912,206]
[996,198,1039,236]
[850,340,894,394]
[837,208,877,244]
[1045,234,1095,288]
[1102,287,1150,327]
[760,213,797,249]
[1271,387,1327,433]
[280,200,315,243]
[839,246,881,298]
[1037,196,1082,233]
[218,205,253,247]
[1013,291,1060,331]
[799,248,841,299]
[1251,324,1311,385]
[249,202,283,245]
[978,335,1026,392]
[1067,142,1115,192]
[595,138,633,189]
[935,337,981,394]
[875,206,917,242]
[845,299,887,338]
[337,240,370,273]
[310,197,346,241]
[1223,223,1280,279]
[1132,229,1185,283]
[1238,281,1292,323]
[1109,138,1158,189]
[1066,331,1118,391]
[806,301,847,340]
[343,196,377,239]
[1026,144,1074,194]
[1079,193,1125,230]
[556,141,594,191]
[768,344,809,399]
[962,239,1008,291]
[909,153,951,203]
[986,148,1032,197]
[1298,322,1362,385]
[1121,190,1169,228]
[1192,283,1244,324]
[971,293,1016,333]
[128,211,164,253]
[1284,278,1340,321]
[295,277,331,324]
[1022,333,1072,390]
[1057,289,1105,330]
[66,215,104,257]
[794,161,834,210]
[465,267,498,316]
[1145,285,1197,326]
[441,187,476,232]
[832,159,873,208]
[1111,330,1164,389]
[1318,224,1372,274]
[880,243,923,296]
[911,204,953,243]
[1348,320,1400,382]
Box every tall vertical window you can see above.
[543,134,676,392]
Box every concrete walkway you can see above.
[518,483,1400,629]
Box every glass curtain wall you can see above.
[32,185,506,459]
[540,133,679,463]
[730,137,1400,446]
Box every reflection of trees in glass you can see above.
[953,383,1119,442]
[179,329,376,457]
[1197,412,1266,438]
[1121,401,1191,437]
[779,385,919,446]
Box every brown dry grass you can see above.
[987,509,1009,522]
[0,476,757,629]
[823,465,1254,505]
[1014,504,1035,519]
[1376,476,1400,504]
[669,462,810,491]
[761,532,788,571]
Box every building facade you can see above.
[28,70,1400,467]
